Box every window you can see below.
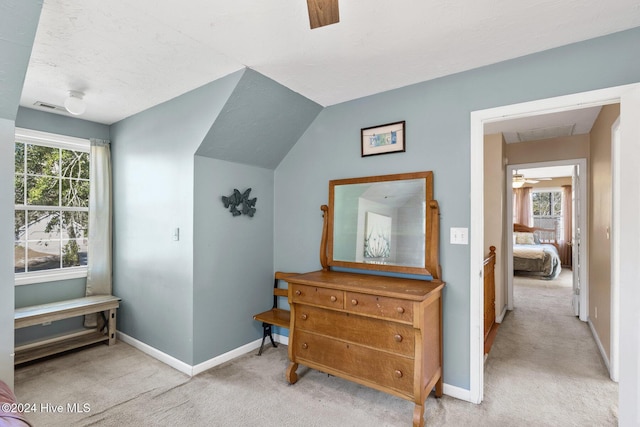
[14,128,90,284]
[531,190,563,237]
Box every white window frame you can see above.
[530,187,564,239]
[14,128,90,286]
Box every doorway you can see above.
[468,83,640,411]
[505,159,588,321]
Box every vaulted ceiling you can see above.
[16,0,640,125]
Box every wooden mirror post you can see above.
[320,205,329,271]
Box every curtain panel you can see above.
[513,187,532,227]
[84,139,112,327]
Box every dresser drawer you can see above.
[293,330,414,395]
[294,305,415,357]
[345,292,413,323]
[291,284,343,309]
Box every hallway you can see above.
[480,270,618,425]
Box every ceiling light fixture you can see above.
[64,90,86,115]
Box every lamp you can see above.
[512,179,525,189]
[64,90,86,115]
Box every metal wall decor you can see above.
[221,188,257,217]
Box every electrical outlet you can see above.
[595,306,598,319]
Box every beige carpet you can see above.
[14,271,617,426]
[477,270,618,426]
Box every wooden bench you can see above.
[14,295,121,365]
[253,272,297,356]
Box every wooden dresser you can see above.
[286,270,444,427]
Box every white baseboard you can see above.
[276,334,289,346]
[118,331,469,402]
[443,383,472,402]
[117,332,289,377]
[193,333,289,375]
[496,305,508,323]
[192,340,260,376]
[117,331,194,376]
[587,318,611,374]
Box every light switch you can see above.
[450,227,468,245]
[172,227,180,241]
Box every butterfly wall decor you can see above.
[221,188,257,217]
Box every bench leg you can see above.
[257,324,277,356]
[108,308,117,345]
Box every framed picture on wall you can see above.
[361,121,405,157]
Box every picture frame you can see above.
[364,212,391,259]
[361,120,405,157]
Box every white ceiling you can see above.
[484,106,604,143]
[514,165,575,179]
[19,0,640,125]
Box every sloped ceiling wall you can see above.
[196,68,323,169]
[0,0,43,120]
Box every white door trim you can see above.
[610,117,620,383]
[469,83,640,406]
[616,85,640,426]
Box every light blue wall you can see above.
[274,27,640,390]
[0,0,43,388]
[112,66,320,365]
[110,71,243,365]
[0,119,17,386]
[193,157,274,364]
[197,69,322,169]
[0,1,43,121]
[16,107,110,140]
[14,278,86,345]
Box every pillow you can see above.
[514,232,535,245]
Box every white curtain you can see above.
[85,138,112,327]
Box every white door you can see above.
[571,164,581,317]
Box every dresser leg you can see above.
[413,403,424,427]
[435,376,443,397]
[286,362,299,384]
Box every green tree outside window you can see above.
[14,141,89,273]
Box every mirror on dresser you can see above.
[322,171,440,278]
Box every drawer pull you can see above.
[330,295,337,302]
[396,306,405,314]
[351,299,358,306]
[301,314,308,320]
[295,290,302,296]
[302,343,308,349]
[394,334,403,342]
[394,370,403,378]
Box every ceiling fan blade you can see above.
[307,0,340,29]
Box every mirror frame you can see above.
[321,171,440,278]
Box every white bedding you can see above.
[513,243,562,279]
[513,245,545,259]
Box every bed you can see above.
[0,380,32,426]
[513,223,562,280]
